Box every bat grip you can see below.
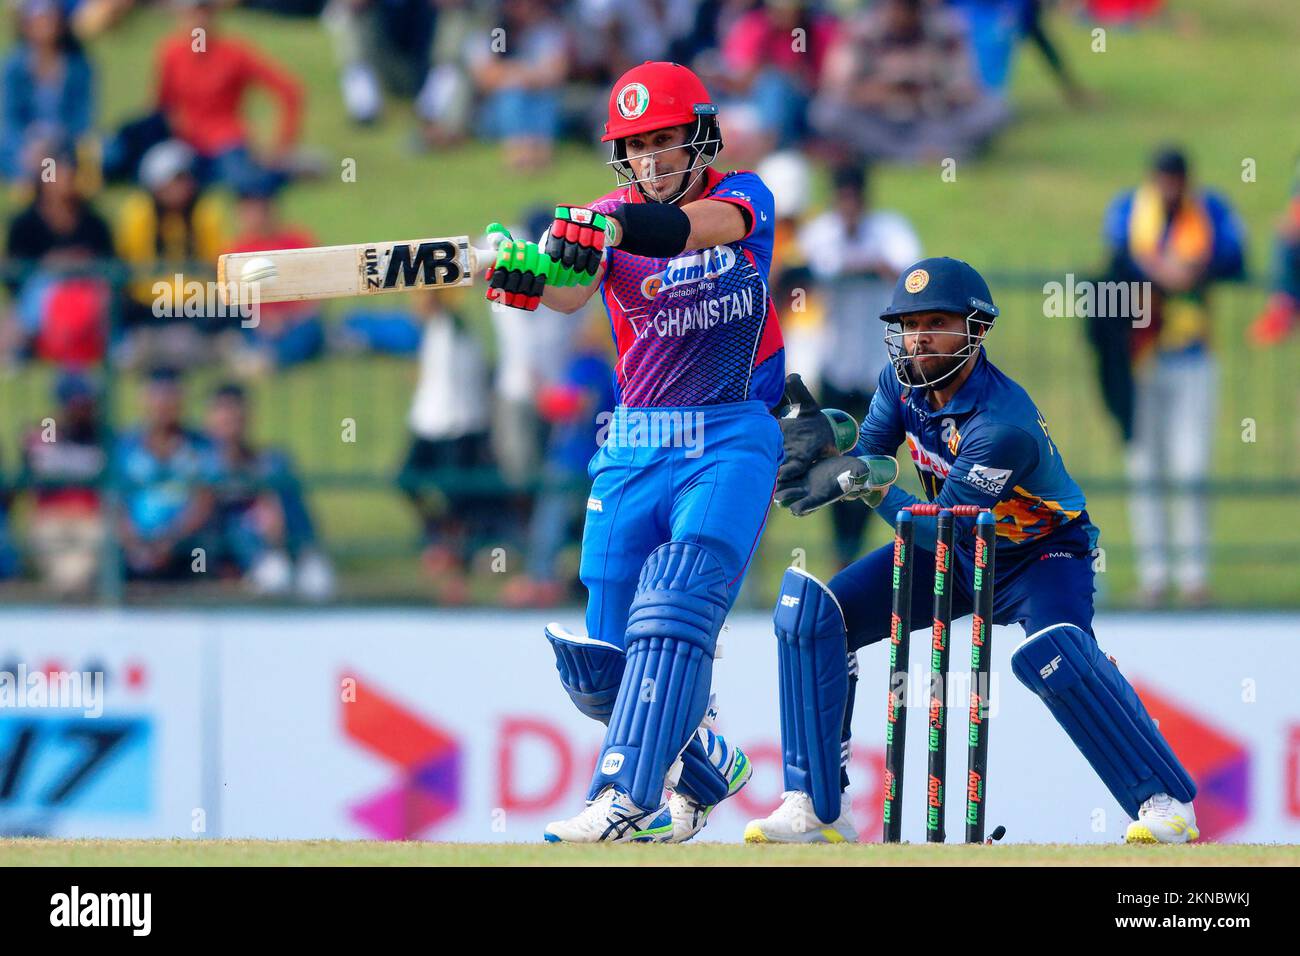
[467,246,499,276]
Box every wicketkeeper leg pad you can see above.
[544,624,624,723]
[1011,623,1197,817]
[589,542,729,809]
[774,567,851,824]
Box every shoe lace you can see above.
[1141,793,1174,817]
[773,791,812,824]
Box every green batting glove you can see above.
[485,235,554,312]
[543,205,609,287]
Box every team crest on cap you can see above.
[617,83,650,120]
[904,269,929,293]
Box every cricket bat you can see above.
[217,236,500,305]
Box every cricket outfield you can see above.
[3,839,1298,867]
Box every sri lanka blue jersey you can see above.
[856,348,1097,559]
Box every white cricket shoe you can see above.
[1125,793,1200,844]
[544,786,673,844]
[743,790,857,844]
[665,714,753,843]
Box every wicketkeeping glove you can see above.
[775,453,899,517]
[777,373,859,482]
[543,206,608,287]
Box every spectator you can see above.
[115,367,216,581]
[114,139,225,370]
[798,162,921,566]
[467,0,567,172]
[397,288,493,604]
[321,0,437,126]
[203,383,336,600]
[221,182,325,373]
[71,0,139,39]
[810,0,1010,163]
[716,0,839,153]
[415,0,485,148]
[1085,0,1164,23]
[487,210,557,487]
[154,0,305,193]
[502,309,614,608]
[0,470,16,581]
[948,1,1091,104]
[756,149,822,380]
[20,370,107,595]
[573,0,699,85]
[0,0,95,186]
[1247,156,1300,346]
[3,140,113,365]
[1098,147,1245,607]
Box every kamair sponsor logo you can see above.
[644,246,737,297]
[965,463,1011,496]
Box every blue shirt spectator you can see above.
[114,369,216,579]
[1,0,95,183]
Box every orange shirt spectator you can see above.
[156,28,302,158]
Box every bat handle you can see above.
[467,246,499,276]
[468,229,510,276]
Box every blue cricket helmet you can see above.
[879,257,999,389]
[879,256,999,322]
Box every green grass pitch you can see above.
[3,839,1298,867]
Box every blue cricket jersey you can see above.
[856,348,1098,567]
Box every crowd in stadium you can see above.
[0,0,1293,605]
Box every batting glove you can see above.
[543,206,608,287]
[484,223,552,311]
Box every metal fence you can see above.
[0,261,1296,606]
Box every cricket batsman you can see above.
[745,256,1198,844]
[482,62,785,842]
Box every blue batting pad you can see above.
[774,567,850,825]
[547,621,725,806]
[675,724,730,807]
[545,624,624,723]
[590,542,729,809]
[1011,623,1196,817]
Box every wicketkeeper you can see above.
[746,256,1199,844]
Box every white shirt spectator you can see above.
[799,209,922,393]
[409,314,490,440]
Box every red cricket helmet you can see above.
[603,62,713,142]
[601,62,723,203]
